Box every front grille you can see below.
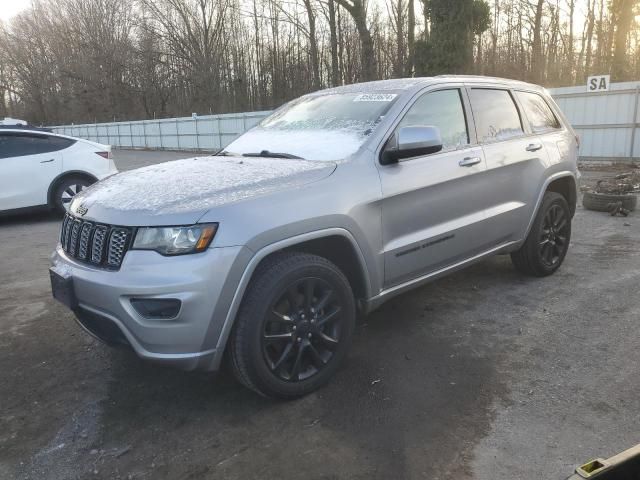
[60,213,132,269]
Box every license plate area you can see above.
[50,268,78,310]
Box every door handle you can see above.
[459,156,482,167]
[40,159,54,163]
[526,143,543,152]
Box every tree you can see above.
[611,0,638,79]
[415,0,490,75]
[332,0,377,80]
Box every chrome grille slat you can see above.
[63,214,74,250]
[107,229,129,267]
[60,214,70,246]
[78,222,94,260]
[91,226,108,264]
[68,220,82,256]
[60,213,131,269]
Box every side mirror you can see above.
[381,125,443,165]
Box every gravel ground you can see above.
[0,150,638,480]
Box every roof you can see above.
[317,75,544,96]
[0,125,53,133]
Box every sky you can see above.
[0,0,31,21]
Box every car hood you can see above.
[70,155,336,226]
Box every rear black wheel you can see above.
[229,252,355,398]
[52,176,93,214]
[511,191,571,277]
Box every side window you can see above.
[0,133,73,159]
[0,135,15,159]
[0,135,35,159]
[515,91,561,133]
[397,89,469,151]
[469,89,524,143]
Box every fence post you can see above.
[175,118,180,150]
[195,116,200,150]
[142,121,148,149]
[217,115,222,150]
[129,122,134,149]
[630,85,640,159]
[116,123,121,149]
[158,120,163,149]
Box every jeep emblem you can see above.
[76,204,88,216]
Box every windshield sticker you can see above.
[353,93,397,102]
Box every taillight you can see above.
[96,151,112,159]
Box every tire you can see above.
[511,191,571,277]
[52,176,94,214]
[229,252,356,399]
[582,191,637,212]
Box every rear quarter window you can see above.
[515,91,562,133]
[469,89,524,143]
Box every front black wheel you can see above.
[511,191,571,277]
[229,252,355,398]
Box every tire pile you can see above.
[582,170,639,215]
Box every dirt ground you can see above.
[1,151,639,480]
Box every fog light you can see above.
[130,298,181,319]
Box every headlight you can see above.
[132,224,218,255]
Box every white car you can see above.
[0,128,118,214]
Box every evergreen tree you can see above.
[415,0,490,75]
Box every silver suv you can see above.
[50,76,578,398]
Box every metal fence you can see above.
[51,81,640,160]
[52,111,271,151]
[551,80,640,161]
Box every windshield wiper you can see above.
[215,150,240,157]
[242,150,304,160]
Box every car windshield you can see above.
[224,92,400,161]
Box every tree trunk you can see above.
[302,0,321,89]
[328,0,340,86]
[530,0,545,83]
[333,0,377,81]
[407,0,415,75]
[567,0,575,83]
[611,0,635,80]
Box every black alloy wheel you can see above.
[229,252,356,398]
[538,203,569,267]
[511,191,572,277]
[262,277,343,382]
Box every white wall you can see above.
[550,80,640,159]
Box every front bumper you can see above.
[51,244,249,371]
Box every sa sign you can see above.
[587,75,610,92]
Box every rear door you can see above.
[377,86,495,288]
[0,133,65,210]
[467,87,549,244]
[514,89,571,175]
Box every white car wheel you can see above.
[53,177,93,213]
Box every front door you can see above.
[0,133,63,210]
[377,87,494,288]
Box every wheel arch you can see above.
[211,228,372,370]
[521,171,577,243]
[47,170,98,207]
[546,175,577,218]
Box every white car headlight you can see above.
[132,224,217,255]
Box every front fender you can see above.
[204,227,373,370]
